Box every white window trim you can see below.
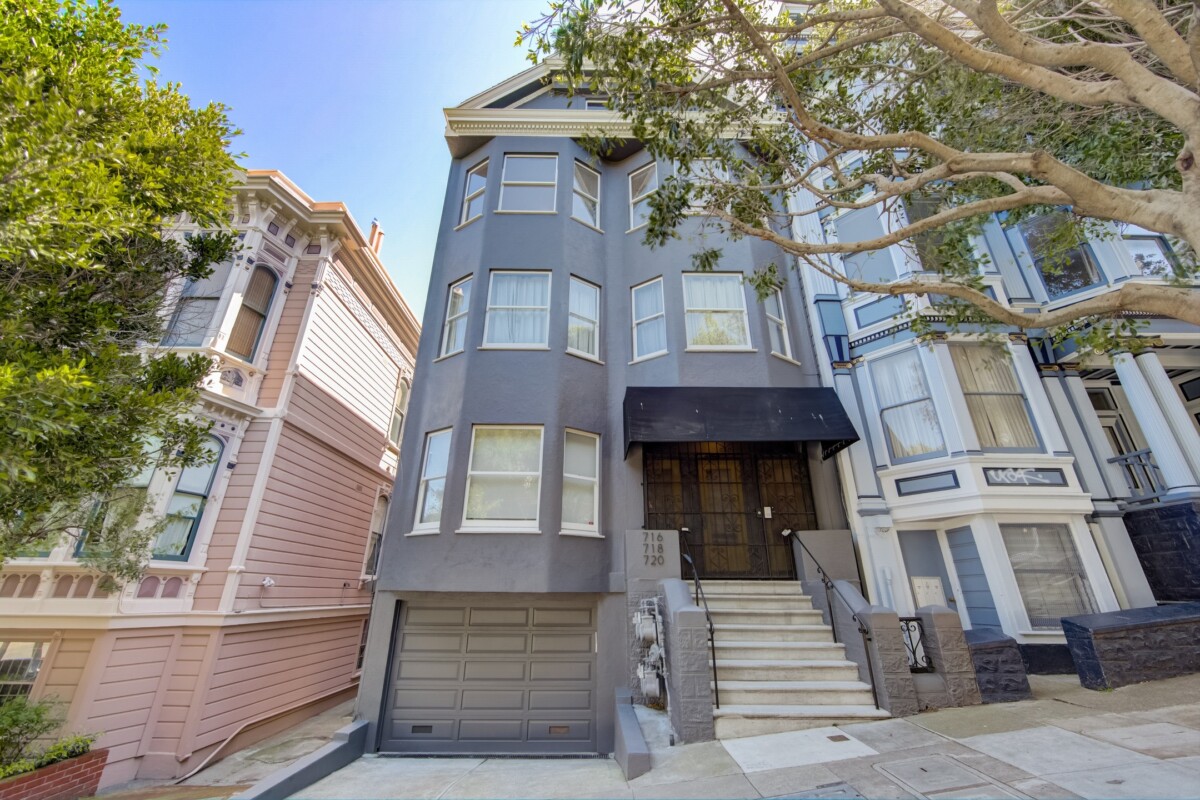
[362,491,389,578]
[584,98,609,110]
[482,271,552,350]
[459,425,544,533]
[681,272,753,351]
[998,520,1100,633]
[628,162,658,232]
[413,429,452,533]
[869,348,948,464]
[460,159,488,226]
[498,154,558,213]
[440,276,472,358]
[567,276,601,360]
[949,343,1042,453]
[631,277,668,362]
[561,429,600,536]
[764,286,792,360]
[571,161,602,231]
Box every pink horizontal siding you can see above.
[89,634,173,765]
[258,263,316,409]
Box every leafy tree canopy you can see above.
[526,0,1200,346]
[0,0,239,581]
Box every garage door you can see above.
[382,601,597,754]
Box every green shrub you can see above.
[0,759,35,780]
[0,698,59,767]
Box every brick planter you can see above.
[0,748,108,800]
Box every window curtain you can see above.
[442,279,472,355]
[633,282,666,357]
[228,267,277,360]
[465,429,541,523]
[872,349,945,459]
[684,274,747,346]
[1000,523,1097,628]
[486,274,549,345]
[951,346,1038,449]
[568,279,599,356]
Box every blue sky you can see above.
[120,0,550,320]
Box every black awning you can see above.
[623,386,860,459]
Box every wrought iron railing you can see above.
[787,533,881,710]
[1108,449,1167,505]
[899,617,934,673]
[678,528,719,709]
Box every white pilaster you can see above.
[928,340,979,452]
[1136,351,1200,481]
[1112,352,1199,494]
[1007,340,1069,454]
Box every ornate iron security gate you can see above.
[644,442,817,580]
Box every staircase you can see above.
[699,580,889,738]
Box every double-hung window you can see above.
[631,278,667,360]
[685,159,730,214]
[499,155,557,212]
[388,381,410,446]
[1019,214,1103,299]
[0,641,45,702]
[364,494,388,576]
[460,160,488,225]
[440,277,472,357]
[950,345,1038,450]
[763,288,792,359]
[227,266,278,361]
[463,426,543,531]
[871,349,946,461]
[152,435,224,560]
[629,163,658,230]
[1124,234,1177,277]
[682,273,751,349]
[562,430,599,535]
[567,277,600,359]
[572,162,601,228]
[484,272,550,348]
[163,259,233,347]
[1000,523,1097,629]
[414,429,451,530]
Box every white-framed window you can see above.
[567,277,600,359]
[999,523,1097,629]
[1018,214,1103,299]
[631,278,667,361]
[763,287,791,359]
[684,159,730,213]
[1124,234,1177,277]
[460,160,488,225]
[363,494,388,577]
[682,272,751,349]
[163,259,233,347]
[871,349,946,462]
[440,276,472,357]
[227,266,278,361]
[462,426,543,531]
[0,641,45,702]
[414,429,451,530]
[151,435,224,560]
[572,161,601,228]
[584,98,608,110]
[388,380,410,446]
[499,154,557,213]
[629,163,658,230]
[483,271,551,348]
[562,430,599,534]
[950,345,1039,451]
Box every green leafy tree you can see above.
[526,0,1200,347]
[0,0,240,580]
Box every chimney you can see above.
[368,218,385,254]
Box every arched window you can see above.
[388,381,410,446]
[227,267,278,361]
[151,436,224,560]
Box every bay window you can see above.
[461,160,488,225]
[629,163,658,230]
[567,277,600,359]
[440,276,472,357]
[763,288,792,359]
[950,345,1039,450]
[483,272,550,348]
[871,349,946,461]
[631,278,667,360]
[163,259,232,347]
[388,380,410,447]
[227,266,277,361]
[1000,523,1097,629]
[414,429,451,530]
[463,426,543,530]
[151,435,224,560]
[1018,214,1103,299]
[562,430,599,534]
[572,161,601,228]
[0,641,45,702]
[364,494,388,576]
[499,155,557,213]
[682,273,750,349]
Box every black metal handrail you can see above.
[899,617,934,673]
[678,528,719,709]
[786,532,881,710]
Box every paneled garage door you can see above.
[382,601,597,754]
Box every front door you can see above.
[644,442,817,579]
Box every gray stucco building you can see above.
[355,63,868,755]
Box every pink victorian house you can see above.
[0,171,419,788]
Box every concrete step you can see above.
[709,608,826,626]
[701,593,814,611]
[713,624,834,643]
[712,659,862,682]
[700,580,806,596]
[713,680,876,706]
[712,640,847,660]
[713,704,890,738]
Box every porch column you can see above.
[1111,352,1199,496]
[1136,351,1200,481]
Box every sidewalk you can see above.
[291,674,1200,799]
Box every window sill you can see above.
[684,346,757,353]
[567,350,604,365]
[560,529,604,539]
[433,350,464,363]
[625,223,649,235]
[478,345,552,351]
[770,352,802,367]
[571,217,604,234]
[454,216,482,232]
[629,351,668,365]
[494,210,557,215]
[405,529,440,537]
[455,527,542,535]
